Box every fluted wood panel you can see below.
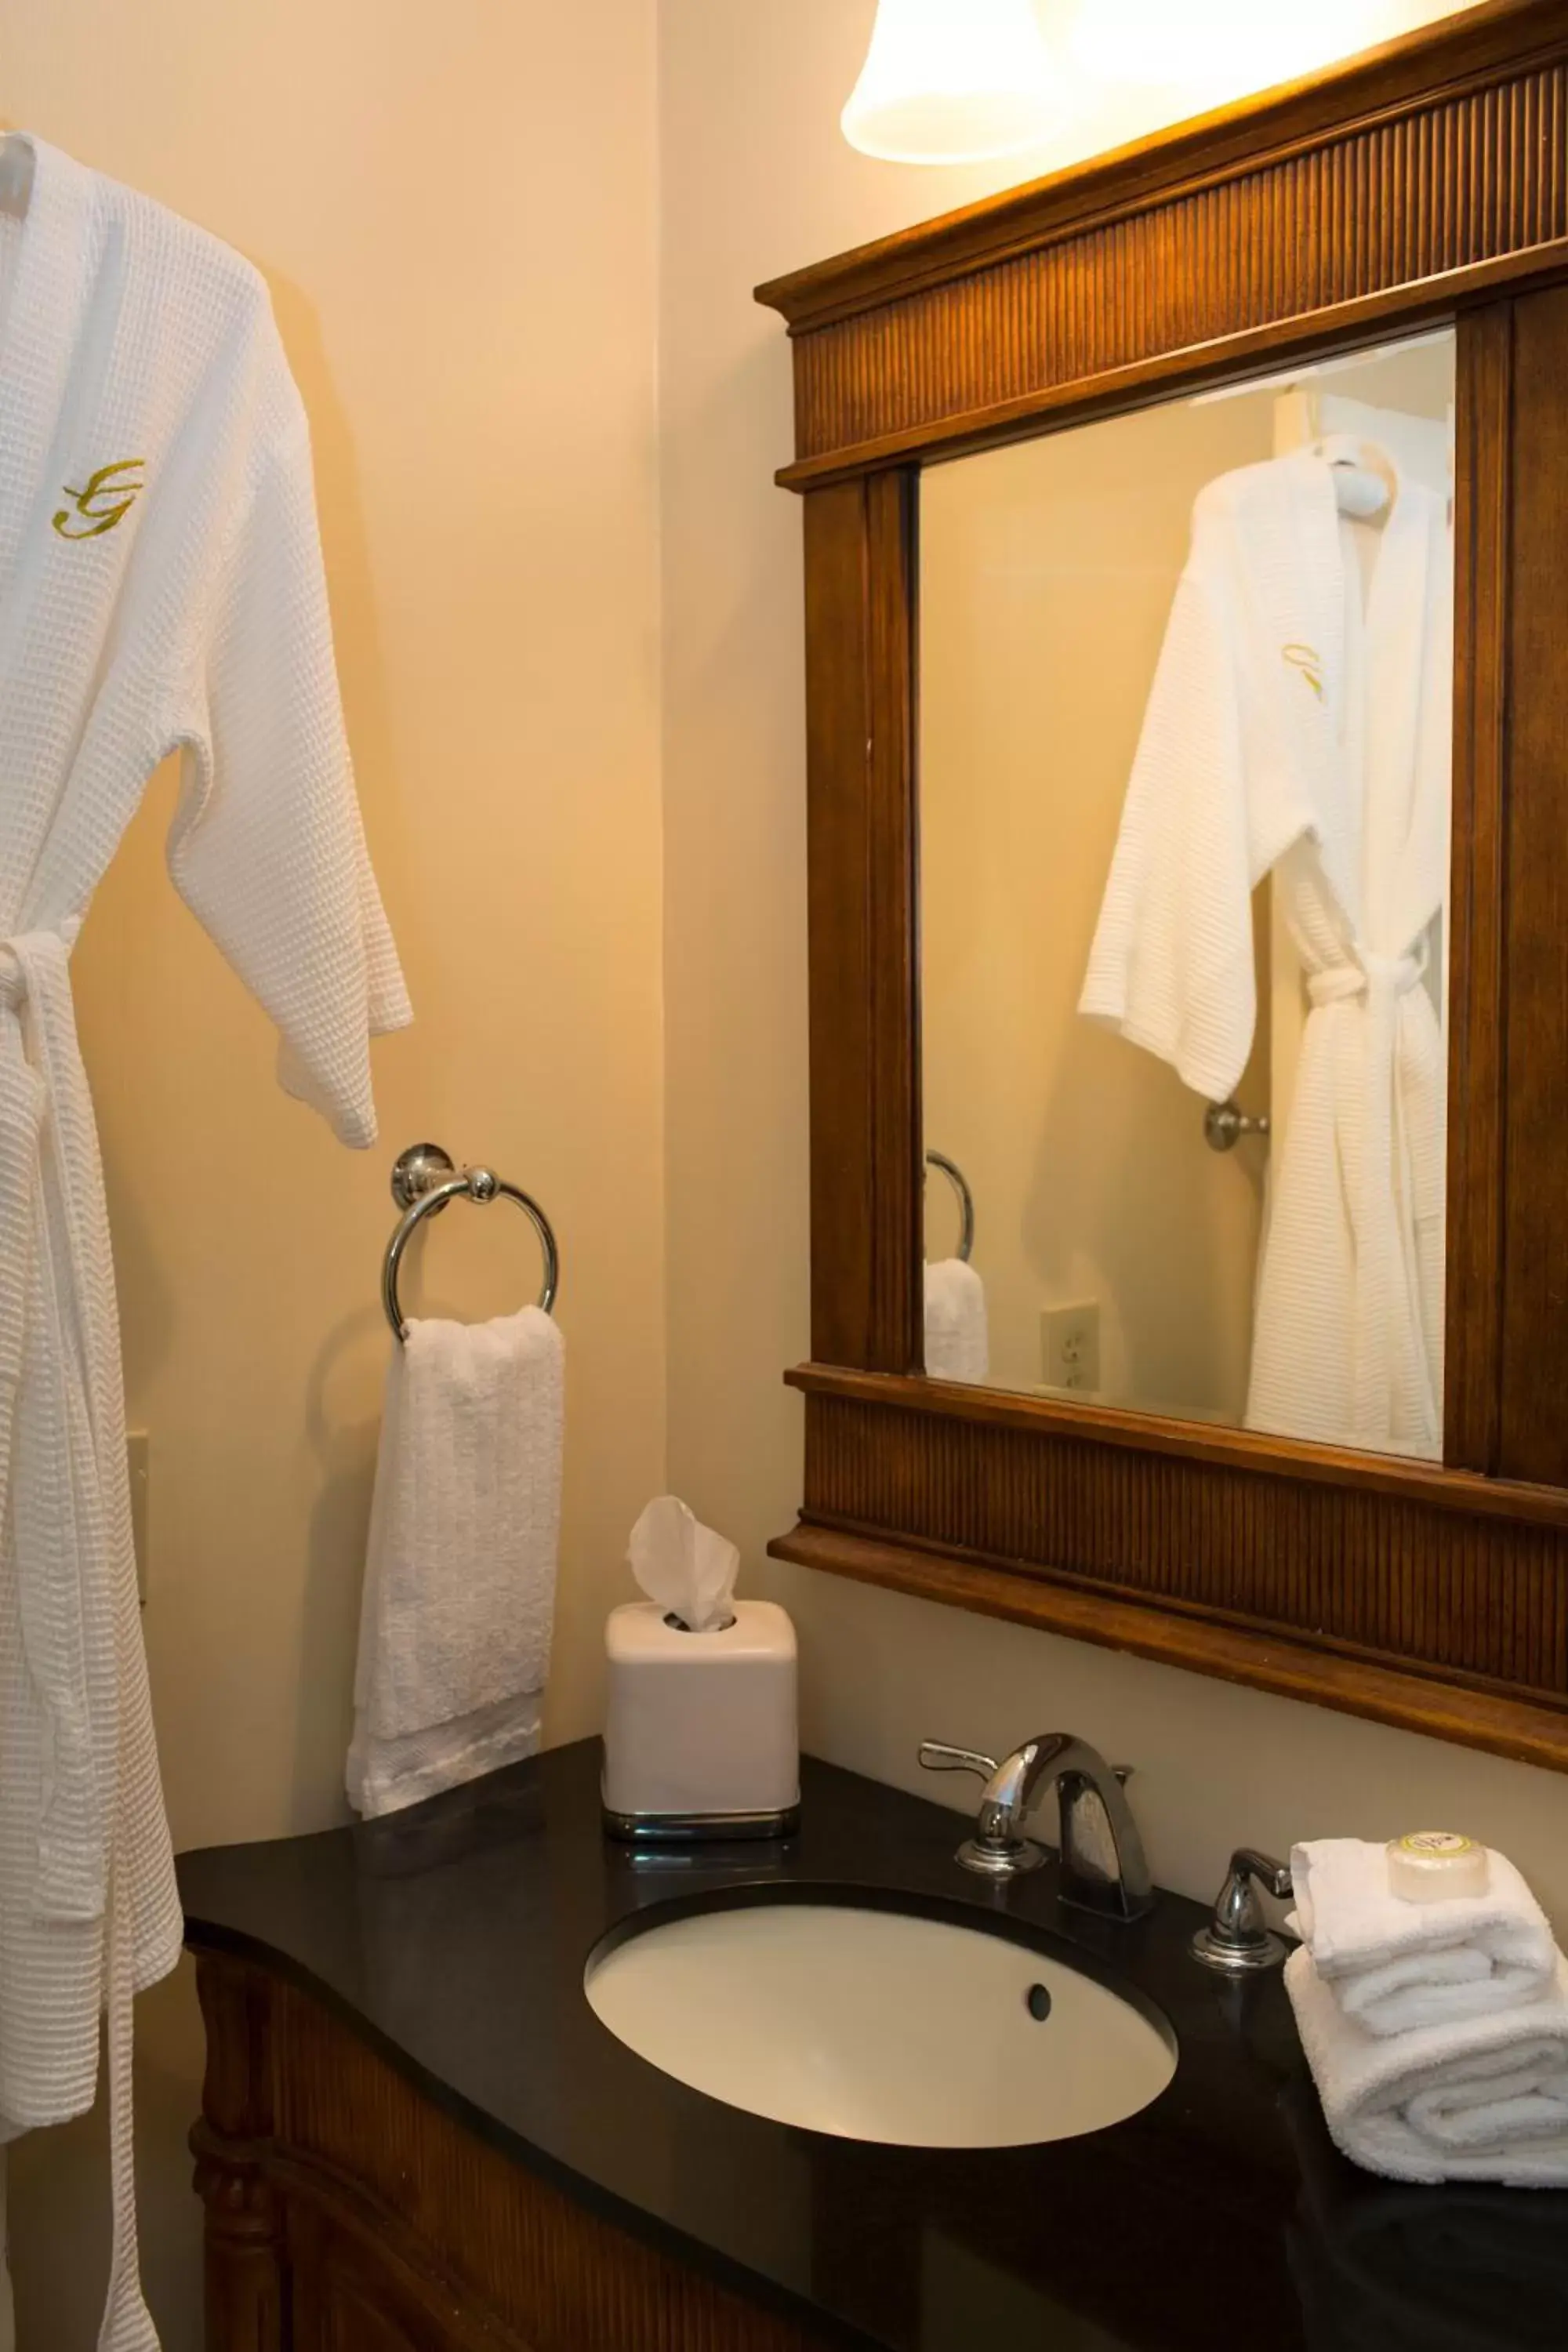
[757,14,1568,475]
[800,1393,1568,1708]
[192,1958,829,2352]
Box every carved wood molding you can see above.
[757,0,1568,481]
[191,1955,286,2352]
[779,1381,1568,1758]
[771,1519,1568,1774]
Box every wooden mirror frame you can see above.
[759,0,1568,1772]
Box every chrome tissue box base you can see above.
[602,1802,800,1847]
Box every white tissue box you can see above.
[602,1600,799,1840]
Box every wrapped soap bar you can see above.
[1386,1831,1490,1903]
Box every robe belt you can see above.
[1306,949,1426,1010]
[2,931,161,2347]
[0,920,108,1924]
[1305,943,1436,1449]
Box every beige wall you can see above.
[659,0,1568,1961]
[3,3,662,2344]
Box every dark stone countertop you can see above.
[179,1740,1568,2352]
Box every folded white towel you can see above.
[347,1307,564,1820]
[1287,1944,1568,2187]
[1289,1838,1555,2037]
[924,1258,989,1384]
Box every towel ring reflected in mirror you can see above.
[382,1141,560,1341]
[925,1151,975,1264]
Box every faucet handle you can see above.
[1232,1848,1294,1902]
[919,1740,1046,1880]
[1191,1848,1294,1974]
[918,1741,1000,1781]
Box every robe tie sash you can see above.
[1307,946,1437,1450]
[0,920,111,1926]
[0,923,163,2350]
[1305,949,1425,1013]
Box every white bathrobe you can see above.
[0,137,408,2344]
[1081,445,1451,1456]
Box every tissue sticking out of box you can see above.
[628,1495,739,1633]
[603,1521,800,1838]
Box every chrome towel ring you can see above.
[925,1150,975,1264]
[382,1142,560,1341]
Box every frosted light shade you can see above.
[842,0,1058,165]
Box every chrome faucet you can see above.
[1190,1848,1293,1973]
[919,1733,1155,1920]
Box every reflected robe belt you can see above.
[1308,946,1432,1443]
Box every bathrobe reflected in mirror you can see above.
[0,136,409,2347]
[1080,441,1451,1459]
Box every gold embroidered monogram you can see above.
[53,459,146,542]
[1282,641,1324,699]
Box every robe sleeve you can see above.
[167,422,412,1150]
[1077,560,1258,1104]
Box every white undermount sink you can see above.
[584,1899,1177,2149]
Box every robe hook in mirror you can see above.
[1316,432,1396,521]
[925,1150,976,1262]
[0,134,34,223]
[382,1141,560,1339]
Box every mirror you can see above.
[920,328,1456,1461]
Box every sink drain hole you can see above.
[1025,1984,1053,2022]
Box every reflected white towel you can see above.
[348,1308,564,1819]
[924,1258,989,1384]
[1290,1838,1555,2036]
[1287,1945,1568,2187]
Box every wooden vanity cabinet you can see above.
[189,1947,830,2352]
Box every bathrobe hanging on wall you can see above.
[1080,442,1451,1457]
[0,136,409,2347]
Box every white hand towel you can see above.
[1287,1944,1568,2187]
[1289,1838,1555,2036]
[347,1307,564,1820]
[924,1258,989,1384]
